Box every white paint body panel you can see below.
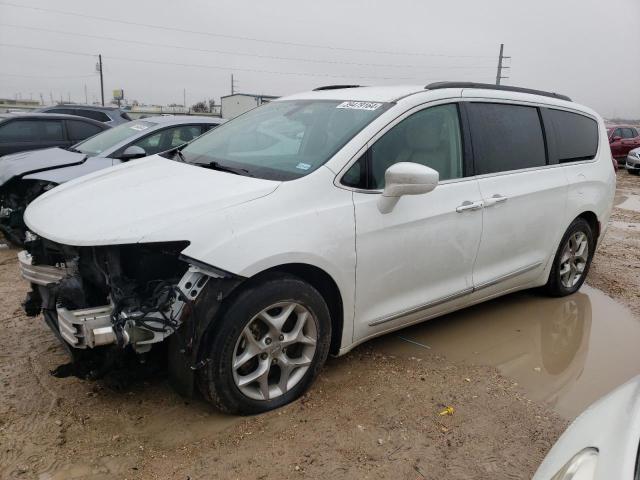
[533,375,640,480]
[23,86,616,355]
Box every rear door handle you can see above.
[456,200,484,213]
[483,194,508,208]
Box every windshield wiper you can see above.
[206,161,251,176]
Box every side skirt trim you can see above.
[367,261,542,327]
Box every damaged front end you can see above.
[19,235,243,395]
[0,179,56,246]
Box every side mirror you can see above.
[378,162,439,213]
[119,145,146,161]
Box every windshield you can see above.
[74,120,157,156]
[181,100,390,180]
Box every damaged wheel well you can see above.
[259,264,344,355]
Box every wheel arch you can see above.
[575,210,600,243]
[250,263,344,356]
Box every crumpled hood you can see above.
[24,155,280,246]
[0,147,87,186]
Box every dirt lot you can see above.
[1,170,639,480]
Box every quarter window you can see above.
[66,120,103,141]
[75,109,111,123]
[544,109,598,162]
[466,103,546,174]
[369,104,463,189]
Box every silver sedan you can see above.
[626,147,640,175]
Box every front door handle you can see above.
[456,200,484,213]
[484,194,508,208]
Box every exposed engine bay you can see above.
[0,179,56,246]
[19,235,243,394]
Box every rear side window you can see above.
[623,128,636,139]
[544,109,598,163]
[466,103,546,175]
[46,108,74,115]
[75,109,111,123]
[66,120,104,141]
[0,119,64,142]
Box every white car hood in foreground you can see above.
[24,155,280,246]
[533,375,640,479]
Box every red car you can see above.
[608,125,640,165]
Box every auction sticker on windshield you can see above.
[337,101,383,111]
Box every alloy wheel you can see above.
[232,302,318,401]
[559,231,589,289]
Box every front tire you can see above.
[197,273,331,415]
[544,218,594,297]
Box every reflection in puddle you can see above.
[616,195,640,213]
[371,285,640,419]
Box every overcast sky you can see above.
[1,0,639,118]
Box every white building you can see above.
[221,93,278,119]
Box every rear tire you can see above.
[197,273,331,415]
[544,218,594,297]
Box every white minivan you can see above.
[18,82,615,414]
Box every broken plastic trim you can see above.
[178,254,239,279]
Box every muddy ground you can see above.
[1,170,639,480]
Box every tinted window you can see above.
[75,109,111,122]
[369,104,463,189]
[0,119,64,142]
[622,128,635,139]
[467,103,546,174]
[46,108,74,115]
[66,120,103,141]
[632,128,639,138]
[342,155,367,189]
[544,109,598,162]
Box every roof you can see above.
[281,82,577,105]
[0,112,109,126]
[135,115,224,125]
[220,93,279,100]
[39,104,124,112]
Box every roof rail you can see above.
[313,85,362,91]
[425,81,572,102]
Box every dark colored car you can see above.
[35,105,132,126]
[607,125,640,165]
[0,113,110,157]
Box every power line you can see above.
[0,72,96,79]
[0,1,494,59]
[0,43,494,82]
[0,23,497,70]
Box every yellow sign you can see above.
[112,89,124,100]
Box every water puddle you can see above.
[371,285,640,419]
[616,195,640,213]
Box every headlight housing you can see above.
[551,448,598,480]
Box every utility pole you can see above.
[84,84,88,104]
[495,43,510,85]
[183,88,186,109]
[97,54,104,106]
[231,74,237,95]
